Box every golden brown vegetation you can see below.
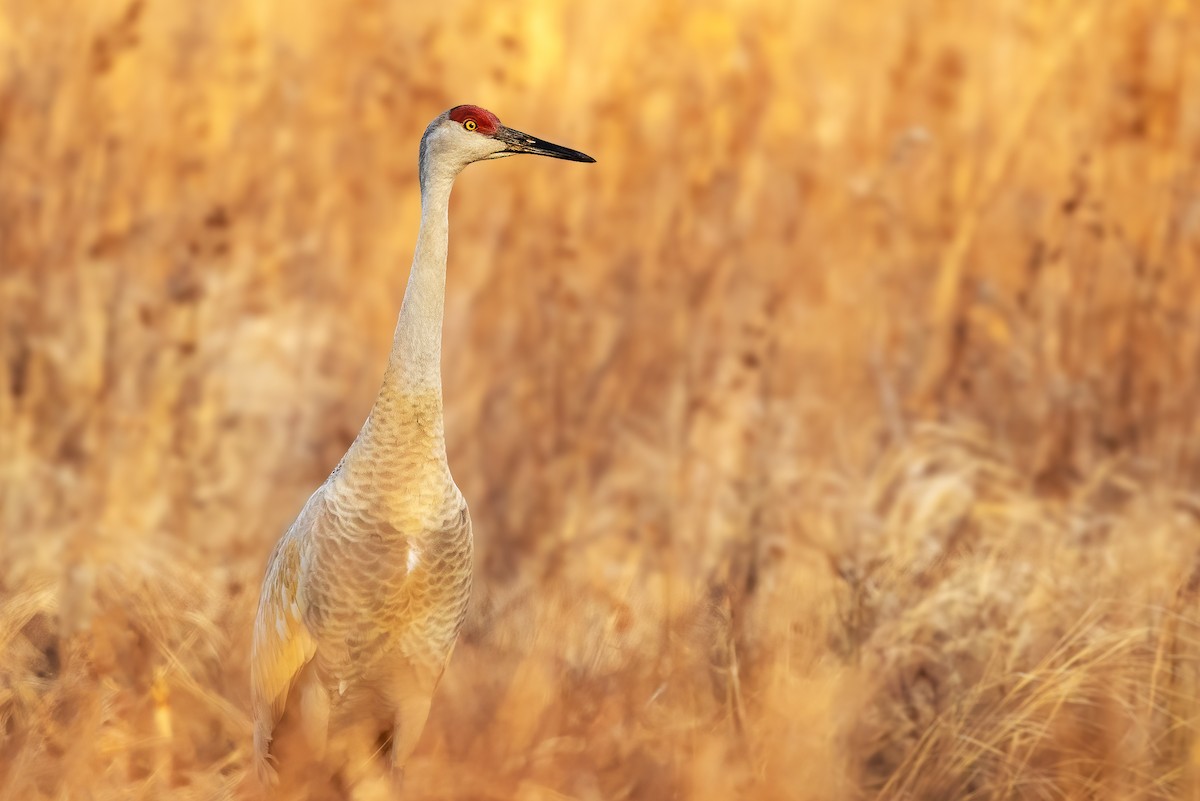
[2,0,1200,798]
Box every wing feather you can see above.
[250,504,320,784]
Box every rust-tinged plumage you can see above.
[251,107,593,794]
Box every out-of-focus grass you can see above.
[2,0,1199,798]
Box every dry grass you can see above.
[2,0,1200,798]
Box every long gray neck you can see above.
[338,152,459,483]
[389,167,454,391]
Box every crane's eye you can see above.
[463,119,477,131]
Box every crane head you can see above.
[420,105,594,186]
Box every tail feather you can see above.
[253,723,279,787]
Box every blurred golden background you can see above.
[2,0,1200,798]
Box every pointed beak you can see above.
[495,126,596,163]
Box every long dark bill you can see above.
[496,126,596,163]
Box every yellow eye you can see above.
[464,119,477,131]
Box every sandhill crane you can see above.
[251,105,594,794]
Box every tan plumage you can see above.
[252,406,472,789]
[250,106,593,793]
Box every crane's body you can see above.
[251,105,593,793]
